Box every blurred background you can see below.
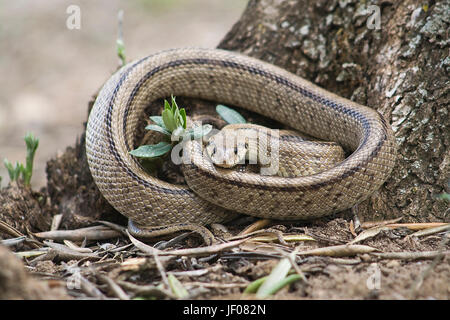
[0,0,248,188]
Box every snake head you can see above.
[206,130,247,168]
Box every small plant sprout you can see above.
[3,132,39,186]
[116,10,126,67]
[3,159,23,182]
[436,193,450,201]
[130,96,211,160]
[23,132,39,184]
[436,180,450,201]
[243,254,303,298]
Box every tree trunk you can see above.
[45,0,449,225]
[218,0,449,222]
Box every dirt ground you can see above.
[1,186,448,300]
[0,0,247,188]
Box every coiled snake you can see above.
[86,48,396,243]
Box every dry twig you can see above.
[34,226,122,242]
[296,244,378,257]
[97,274,130,300]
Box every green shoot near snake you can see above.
[130,96,211,159]
[243,257,302,297]
[116,10,126,67]
[3,132,39,186]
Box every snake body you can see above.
[204,123,346,177]
[86,48,396,233]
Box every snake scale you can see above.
[86,48,396,241]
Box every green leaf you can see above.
[145,124,171,136]
[216,104,246,124]
[18,163,27,183]
[164,99,172,112]
[116,10,126,66]
[149,116,165,128]
[173,107,181,128]
[168,274,189,299]
[162,109,177,132]
[256,258,292,298]
[170,95,178,112]
[129,142,172,158]
[183,124,212,140]
[23,132,39,185]
[116,39,126,67]
[3,132,39,185]
[4,159,21,181]
[436,193,450,201]
[243,276,268,294]
[4,159,14,180]
[263,274,302,296]
[24,132,39,154]
[179,108,187,129]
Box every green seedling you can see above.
[436,192,450,201]
[243,256,304,298]
[3,132,39,186]
[4,160,23,182]
[130,96,211,160]
[216,104,246,124]
[116,10,126,66]
[168,274,189,299]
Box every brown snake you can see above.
[86,48,397,243]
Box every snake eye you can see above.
[207,143,217,155]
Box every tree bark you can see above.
[45,0,449,225]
